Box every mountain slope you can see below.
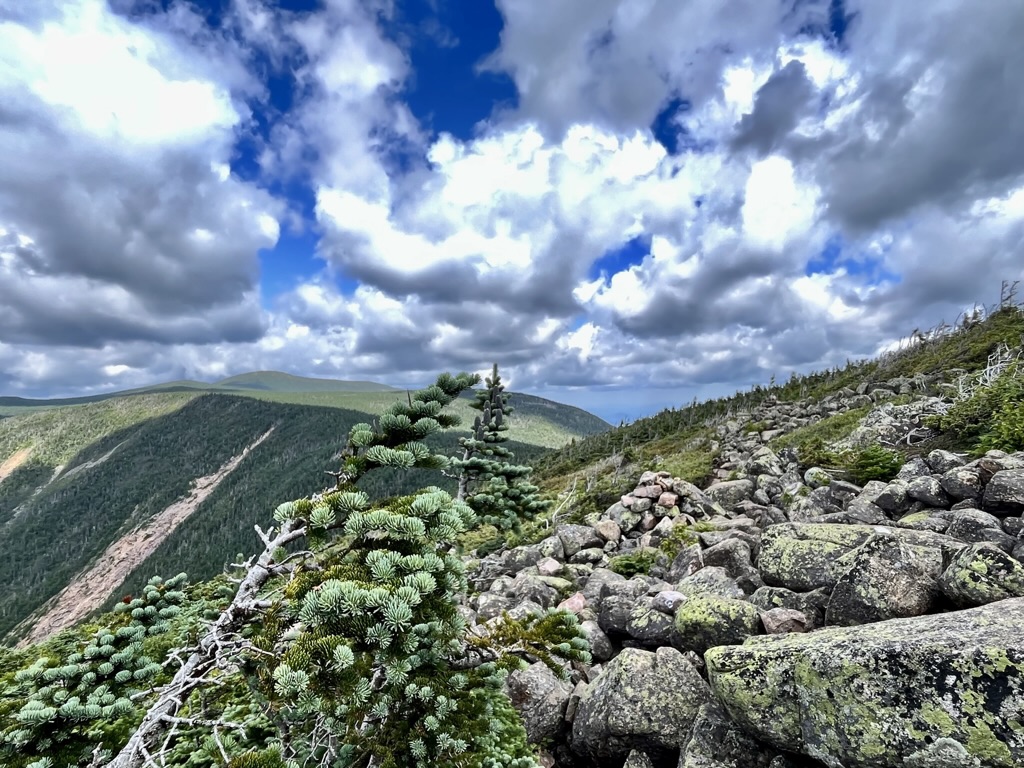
[0,385,607,643]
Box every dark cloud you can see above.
[731,60,814,155]
[813,0,1024,231]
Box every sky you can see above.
[1,0,1023,424]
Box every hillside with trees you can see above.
[0,300,1023,768]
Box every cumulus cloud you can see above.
[3,0,1024,424]
[0,0,280,350]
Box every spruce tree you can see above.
[450,364,549,533]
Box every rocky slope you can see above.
[465,376,1024,768]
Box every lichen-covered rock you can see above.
[706,598,1024,767]
[824,533,937,626]
[757,523,959,591]
[627,597,682,648]
[673,594,762,654]
[940,465,984,501]
[571,646,712,763]
[706,479,756,511]
[982,469,1024,513]
[556,524,603,558]
[803,467,832,489]
[938,542,1024,607]
[677,566,746,600]
[679,702,780,768]
[505,662,573,745]
[906,476,950,508]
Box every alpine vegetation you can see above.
[3,368,588,768]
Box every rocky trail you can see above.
[466,375,1024,768]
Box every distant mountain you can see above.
[211,371,398,393]
[0,371,397,412]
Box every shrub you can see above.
[608,551,657,577]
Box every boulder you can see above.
[556,524,604,558]
[506,662,573,745]
[626,596,682,648]
[906,476,950,508]
[759,607,808,634]
[940,466,984,502]
[749,586,829,630]
[677,566,746,601]
[757,523,960,592]
[705,479,756,511]
[824,533,937,626]
[571,647,712,763]
[983,469,1024,513]
[706,599,1024,767]
[673,594,762,655]
[938,542,1024,607]
[679,702,780,768]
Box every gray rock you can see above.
[536,535,566,561]
[939,465,984,501]
[824,533,937,626]
[926,449,965,474]
[506,662,572,745]
[938,542,1024,607]
[571,647,712,763]
[557,524,604,558]
[673,594,762,654]
[802,467,832,489]
[706,599,1024,768]
[623,750,656,768]
[946,510,1017,551]
[599,594,636,637]
[580,620,614,662]
[760,607,808,634]
[705,479,756,511]
[581,568,626,604]
[679,701,780,768]
[627,597,682,648]
[897,457,932,481]
[983,469,1024,513]
[749,586,829,630]
[906,476,950,508]
[757,523,961,592]
[875,480,911,514]
[677,566,746,600]
[894,511,950,533]
[651,590,688,614]
[476,592,513,620]
[702,539,763,594]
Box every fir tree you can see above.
[450,364,549,534]
[0,574,189,768]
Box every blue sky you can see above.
[1,0,1023,424]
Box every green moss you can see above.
[608,551,657,577]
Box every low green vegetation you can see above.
[928,360,1024,455]
[608,550,657,577]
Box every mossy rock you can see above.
[757,523,963,592]
[706,598,1024,767]
[673,594,761,654]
